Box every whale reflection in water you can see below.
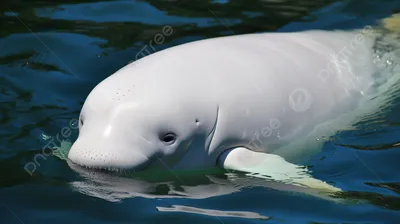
[67,159,341,203]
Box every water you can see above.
[1,0,400,223]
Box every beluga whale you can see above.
[66,14,400,195]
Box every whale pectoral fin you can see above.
[217,147,341,194]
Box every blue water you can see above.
[1,0,400,223]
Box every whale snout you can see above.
[67,137,152,172]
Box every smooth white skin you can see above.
[68,30,379,172]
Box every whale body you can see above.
[67,15,400,193]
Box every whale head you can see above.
[68,59,221,173]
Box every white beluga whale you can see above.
[66,14,400,195]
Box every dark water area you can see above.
[1,0,400,223]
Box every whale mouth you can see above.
[67,159,133,174]
[67,155,156,176]
[67,159,150,177]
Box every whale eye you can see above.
[161,133,176,145]
[79,116,84,129]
